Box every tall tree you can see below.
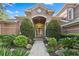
[0,3,11,20]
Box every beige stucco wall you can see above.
[62,24,79,33]
[0,21,20,34]
[74,5,79,19]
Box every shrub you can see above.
[46,20,61,39]
[2,35,16,43]
[55,48,79,56]
[0,34,16,40]
[0,35,4,39]
[48,38,57,47]
[47,48,54,54]
[13,35,28,47]
[55,48,65,56]
[73,43,79,49]
[20,18,35,39]
[61,33,79,38]
[62,48,79,56]
[0,34,16,47]
[59,37,78,49]
[0,42,10,47]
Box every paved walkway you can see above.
[29,39,49,56]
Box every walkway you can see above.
[29,39,49,56]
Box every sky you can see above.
[3,3,64,19]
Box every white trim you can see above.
[31,4,49,11]
[68,28,79,31]
[61,19,79,27]
[55,4,66,16]
[60,20,69,22]
[32,15,47,19]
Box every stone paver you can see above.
[29,40,49,56]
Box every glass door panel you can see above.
[36,28,44,37]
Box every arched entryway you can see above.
[32,16,46,38]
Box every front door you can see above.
[35,23,44,38]
[32,16,46,38]
[36,28,44,37]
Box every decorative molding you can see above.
[32,15,47,19]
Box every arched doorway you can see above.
[32,16,46,38]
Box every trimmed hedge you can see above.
[61,33,79,38]
[46,20,61,39]
[20,18,35,39]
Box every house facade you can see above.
[0,3,79,37]
[25,4,54,37]
[56,3,79,33]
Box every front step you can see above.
[34,37,43,41]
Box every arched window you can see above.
[68,8,74,20]
[69,10,72,19]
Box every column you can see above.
[44,22,46,37]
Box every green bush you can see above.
[61,33,79,38]
[59,37,78,49]
[0,42,10,47]
[48,38,57,47]
[13,35,28,47]
[47,48,54,53]
[73,43,79,49]
[46,20,61,39]
[0,34,16,40]
[20,18,35,39]
[0,34,16,47]
[55,48,79,56]
[62,48,79,56]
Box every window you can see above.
[69,10,72,19]
[68,8,74,20]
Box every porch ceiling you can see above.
[32,16,46,24]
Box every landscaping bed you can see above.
[44,36,79,56]
[45,18,79,56]
[0,47,29,56]
[0,34,34,56]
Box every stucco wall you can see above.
[74,5,79,19]
[62,24,79,33]
[0,22,20,34]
